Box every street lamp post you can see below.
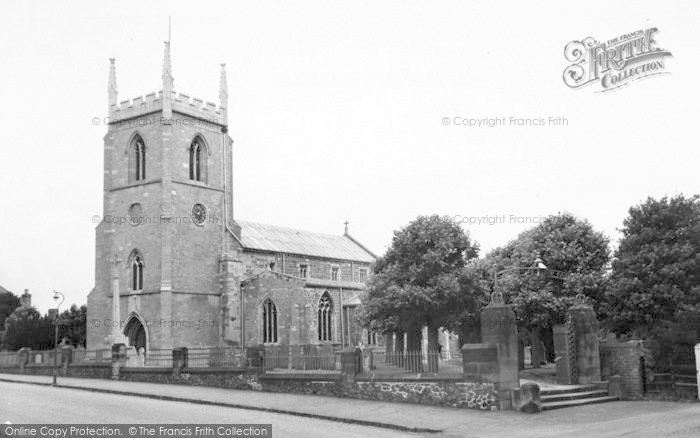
[491,255,549,303]
[492,255,569,369]
[52,290,65,386]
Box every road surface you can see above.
[2,379,700,437]
[0,381,417,438]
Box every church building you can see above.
[86,42,376,353]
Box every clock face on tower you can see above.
[191,203,207,226]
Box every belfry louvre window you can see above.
[130,136,146,182]
[331,267,339,281]
[299,264,308,278]
[131,254,144,291]
[318,292,332,341]
[262,298,278,343]
[189,137,207,182]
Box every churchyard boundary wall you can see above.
[0,345,498,411]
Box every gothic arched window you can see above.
[130,136,146,182]
[262,298,278,343]
[130,250,144,291]
[189,136,207,183]
[318,292,333,342]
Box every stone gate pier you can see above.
[460,291,519,410]
[553,295,601,385]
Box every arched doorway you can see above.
[124,316,147,353]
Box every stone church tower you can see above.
[87,42,239,351]
[87,43,375,353]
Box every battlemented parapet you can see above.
[172,92,225,125]
[106,42,228,127]
[109,91,226,126]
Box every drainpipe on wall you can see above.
[346,302,352,348]
[240,285,245,348]
[339,287,344,347]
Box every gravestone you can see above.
[172,347,188,370]
[17,348,30,371]
[531,337,546,368]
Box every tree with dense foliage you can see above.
[445,259,492,345]
[360,215,480,362]
[603,195,700,367]
[2,306,54,350]
[483,213,610,360]
[1,301,87,351]
[57,304,87,347]
[0,289,21,331]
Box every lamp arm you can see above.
[495,266,545,278]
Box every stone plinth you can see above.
[517,382,541,413]
[462,343,499,382]
[608,375,623,398]
[111,343,127,379]
[246,345,264,370]
[61,346,74,365]
[339,347,362,382]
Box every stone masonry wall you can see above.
[241,252,371,283]
[88,110,230,351]
[121,371,497,410]
[242,272,360,346]
[600,339,645,399]
[1,364,112,379]
[0,365,497,411]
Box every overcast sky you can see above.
[0,1,698,313]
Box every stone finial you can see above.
[344,220,349,236]
[162,41,174,118]
[108,58,117,116]
[490,289,504,305]
[219,63,228,110]
[574,292,589,307]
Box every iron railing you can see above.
[362,349,463,377]
[185,347,243,368]
[261,345,342,374]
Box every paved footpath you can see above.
[1,373,699,437]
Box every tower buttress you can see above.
[108,58,117,118]
[162,41,174,119]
